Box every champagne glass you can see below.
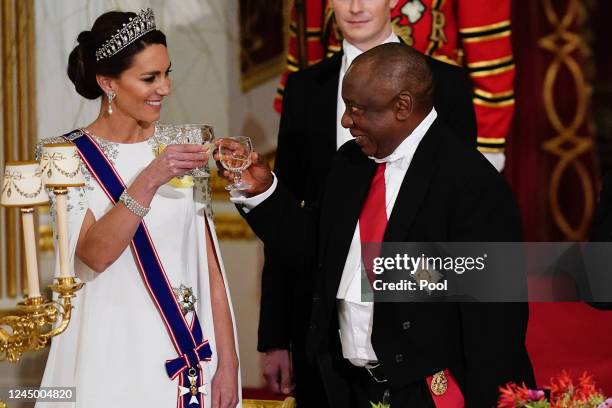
[218,136,253,191]
[177,124,214,178]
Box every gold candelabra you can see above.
[1,144,86,363]
[0,277,84,362]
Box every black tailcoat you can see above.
[246,119,534,407]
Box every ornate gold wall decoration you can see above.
[243,397,296,408]
[1,0,37,298]
[213,213,255,241]
[539,0,595,240]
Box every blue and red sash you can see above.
[65,130,211,407]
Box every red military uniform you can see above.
[274,0,514,153]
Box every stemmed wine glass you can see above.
[218,136,253,191]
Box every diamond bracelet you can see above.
[119,190,150,218]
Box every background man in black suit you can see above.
[259,0,476,403]
[232,43,534,407]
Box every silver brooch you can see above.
[173,284,197,316]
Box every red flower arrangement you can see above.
[498,371,612,408]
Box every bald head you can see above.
[340,43,435,158]
[347,43,434,113]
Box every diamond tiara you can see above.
[95,8,156,61]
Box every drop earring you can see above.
[107,90,116,115]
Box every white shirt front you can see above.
[336,33,400,149]
[336,108,437,366]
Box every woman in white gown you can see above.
[37,9,240,408]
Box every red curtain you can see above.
[509,1,612,393]
[506,0,599,241]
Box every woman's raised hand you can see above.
[144,144,209,188]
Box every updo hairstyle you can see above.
[67,11,167,100]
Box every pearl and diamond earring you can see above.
[107,90,116,115]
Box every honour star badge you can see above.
[401,0,426,24]
[414,267,432,283]
[414,267,443,294]
[173,284,197,316]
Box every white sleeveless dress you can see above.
[36,131,242,408]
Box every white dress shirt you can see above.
[336,108,437,366]
[336,33,400,149]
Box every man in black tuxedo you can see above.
[259,0,476,403]
[233,43,534,407]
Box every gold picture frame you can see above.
[239,0,290,91]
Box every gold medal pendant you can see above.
[430,371,448,396]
